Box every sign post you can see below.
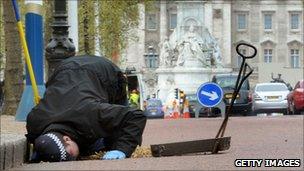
[196,82,223,108]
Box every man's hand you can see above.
[102,150,126,160]
[86,138,105,154]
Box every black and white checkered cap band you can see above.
[45,133,67,161]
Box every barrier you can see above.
[183,102,190,118]
[172,100,180,119]
[164,106,172,119]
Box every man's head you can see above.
[32,132,79,162]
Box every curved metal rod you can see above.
[212,43,257,153]
[215,63,253,138]
[236,43,257,59]
[219,65,253,137]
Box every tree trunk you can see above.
[79,0,95,55]
[0,0,4,73]
[83,10,90,54]
[2,0,24,115]
[0,0,4,110]
[43,0,54,80]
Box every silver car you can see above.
[253,83,289,114]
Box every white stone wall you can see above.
[210,1,232,66]
[231,0,303,84]
[122,3,146,71]
[258,63,304,87]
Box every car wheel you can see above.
[211,107,221,117]
[245,108,255,116]
[283,109,288,115]
[250,106,258,116]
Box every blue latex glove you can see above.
[102,150,126,160]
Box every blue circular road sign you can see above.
[196,82,223,107]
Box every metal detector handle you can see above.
[236,43,257,59]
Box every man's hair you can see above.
[31,132,76,162]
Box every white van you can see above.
[125,72,146,110]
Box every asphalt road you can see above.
[12,115,304,170]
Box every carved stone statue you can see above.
[159,37,173,67]
[158,22,223,69]
[201,28,219,66]
[210,41,223,67]
[176,24,207,66]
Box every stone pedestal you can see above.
[156,67,231,104]
[183,57,204,68]
[155,0,231,105]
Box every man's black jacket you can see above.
[26,55,147,157]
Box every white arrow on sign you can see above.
[201,90,219,101]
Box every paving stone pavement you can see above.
[0,115,27,171]
[9,115,304,170]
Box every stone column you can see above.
[160,0,167,42]
[204,1,213,34]
[122,3,145,69]
[138,3,146,68]
[277,4,288,66]
[68,0,78,53]
[222,3,232,67]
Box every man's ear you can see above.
[63,135,71,142]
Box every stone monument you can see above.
[156,1,231,104]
